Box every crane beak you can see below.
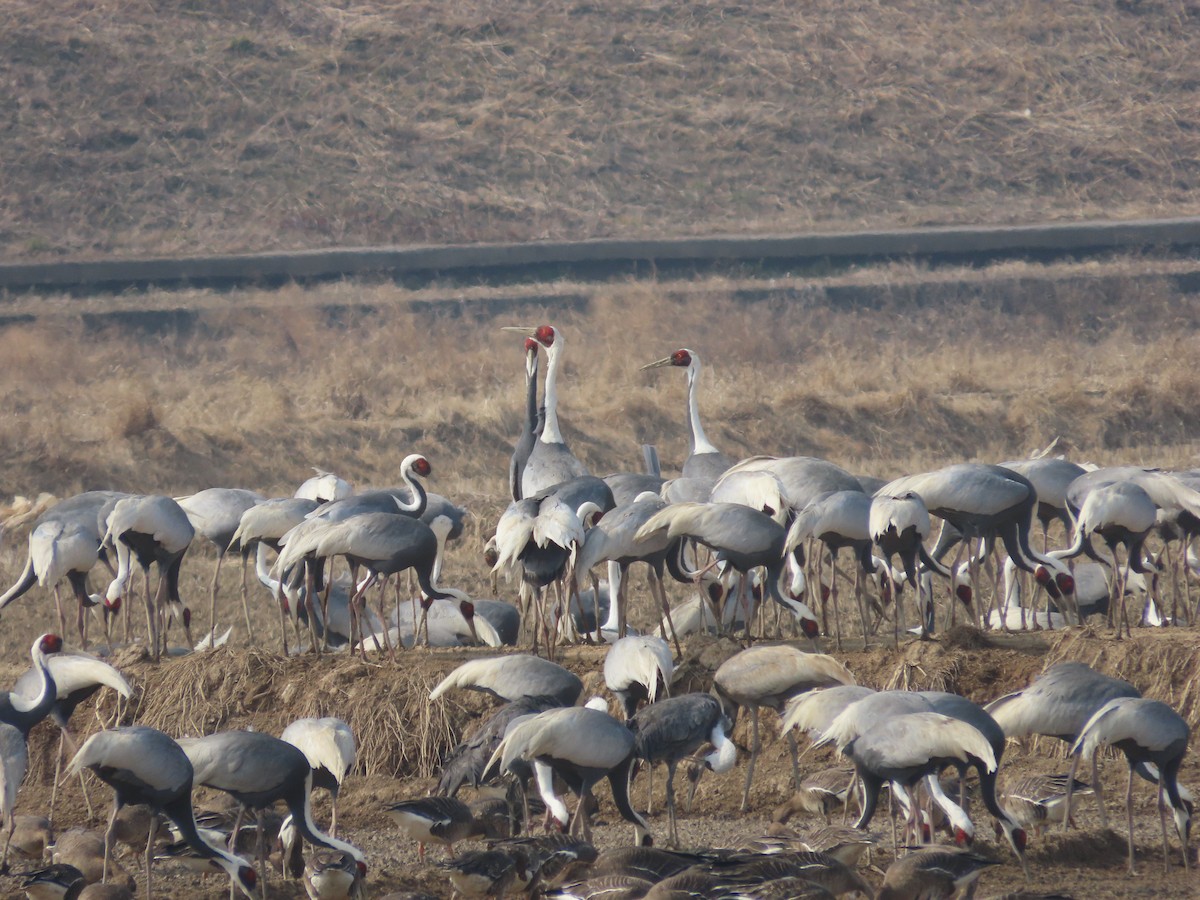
[502,326,538,338]
[640,356,674,371]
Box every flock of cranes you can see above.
[0,321,1195,899]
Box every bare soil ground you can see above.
[1,629,1198,898]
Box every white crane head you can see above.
[503,324,559,350]
[640,348,694,372]
[401,454,433,480]
[209,853,262,899]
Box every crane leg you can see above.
[239,554,255,645]
[103,801,118,882]
[740,706,760,812]
[1126,763,1137,874]
[144,818,155,900]
[275,583,290,656]
[208,552,224,650]
[829,550,843,652]
[1157,773,1170,874]
[1092,748,1109,828]
[665,762,679,848]
[652,571,683,658]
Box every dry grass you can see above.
[0,262,1196,666]
[3,1,1200,260]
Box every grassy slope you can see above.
[2,0,1200,259]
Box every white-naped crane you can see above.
[634,502,811,641]
[484,704,653,844]
[603,635,674,721]
[985,661,1142,828]
[420,493,469,584]
[842,713,1011,855]
[707,469,789,522]
[713,456,864,515]
[492,476,614,655]
[102,495,195,661]
[1054,480,1157,637]
[502,325,589,498]
[713,645,856,811]
[0,491,131,649]
[436,694,567,798]
[510,337,543,502]
[640,349,734,488]
[67,725,262,900]
[295,470,354,505]
[877,846,1000,900]
[177,730,364,886]
[1067,465,1200,623]
[780,684,879,747]
[878,464,1075,628]
[308,453,432,523]
[361,593,502,652]
[999,455,1087,548]
[275,510,466,654]
[628,693,736,847]
[13,651,132,819]
[175,487,265,647]
[784,490,880,649]
[232,496,321,648]
[573,492,682,648]
[0,721,29,874]
[281,718,356,837]
[0,633,64,738]
[870,491,973,640]
[1070,697,1191,873]
[920,691,1028,867]
[429,655,583,707]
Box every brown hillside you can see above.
[3,0,1200,260]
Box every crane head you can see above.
[411,456,432,478]
[502,324,557,348]
[38,634,64,655]
[953,825,973,846]
[1033,566,1062,600]
[233,863,261,899]
[641,348,693,371]
[1173,799,1191,844]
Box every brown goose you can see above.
[387,797,486,861]
[878,849,999,900]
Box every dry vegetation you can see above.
[1,2,1199,897]
[3,1,1200,259]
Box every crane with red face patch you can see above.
[68,726,262,900]
[102,495,196,661]
[641,348,733,490]
[502,325,589,498]
[509,338,543,502]
[878,464,1075,629]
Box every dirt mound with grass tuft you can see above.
[1044,629,1200,732]
[129,647,475,778]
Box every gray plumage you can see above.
[503,325,589,498]
[436,695,566,797]
[628,693,736,845]
[430,656,583,706]
[510,338,543,502]
[177,730,363,863]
